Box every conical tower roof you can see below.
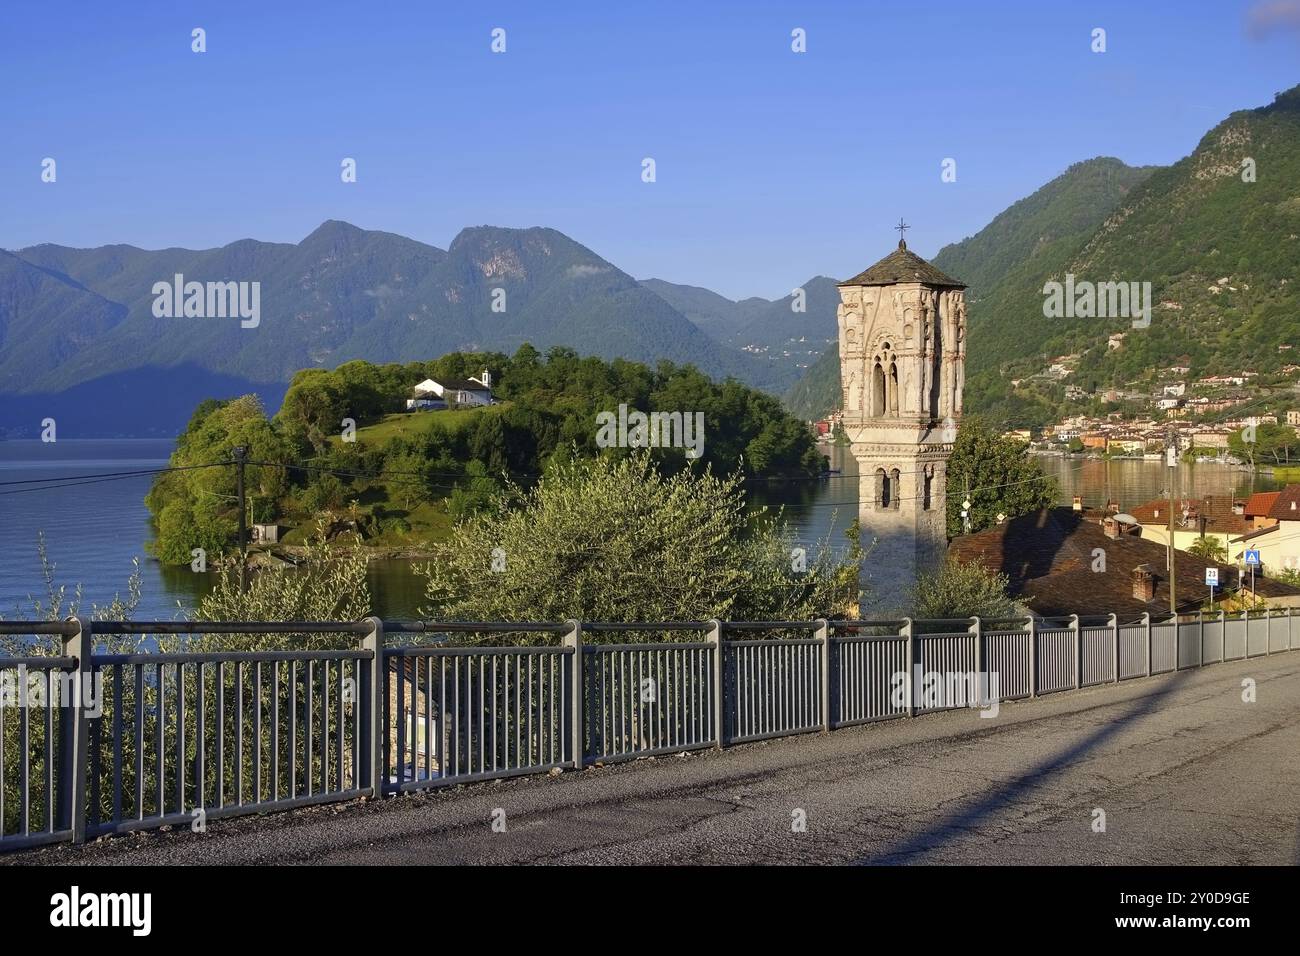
[838,238,966,289]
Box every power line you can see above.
[0,461,231,488]
[0,461,232,496]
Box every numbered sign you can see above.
[1204,567,1218,586]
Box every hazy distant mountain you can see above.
[637,278,770,341]
[642,274,840,384]
[1,222,789,435]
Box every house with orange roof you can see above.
[1228,485,1300,576]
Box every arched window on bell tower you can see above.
[875,468,890,509]
[872,344,899,419]
[890,468,901,510]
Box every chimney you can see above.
[1132,564,1155,602]
[1072,495,1083,511]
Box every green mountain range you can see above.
[1,222,809,435]
[786,85,1300,425]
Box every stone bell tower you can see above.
[836,227,967,612]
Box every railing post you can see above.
[815,618,830,732]
[1266,609,1273,656]
[1290,607,1295,651]
[1198,611,1205,666]
[1028,616,1038,699]
[969,615,985,709]
[1109,613,1119,683]
[1070,614,1081,689]
[1219,609,1226,663]
[902,617,915,717]
[706,618,723,748]
[1143,611,1152,676]
[1243,608,1250,659]
[361,616,384,799]
[563,620,583,768]
[60,616,92,843]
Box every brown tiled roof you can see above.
[1267,484,1300,520]
[838,240,966,289]
[1244,491,1280,517]
[947,507,1300,618]
[1126,494,1251,536]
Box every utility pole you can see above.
[233,445,248,591]
[1166,428,1177,615]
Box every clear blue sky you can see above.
[2,1,1296,299]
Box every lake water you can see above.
[1034,454,1284,510]
[2,440,1278,622]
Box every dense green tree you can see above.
[146,395,293,563]
[420,454,860,626]
[946,417,1058,537]
[1227,423,1298,466]
[911,558,1016,620]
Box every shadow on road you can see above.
[855,669,1193,864]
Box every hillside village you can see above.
[1007,338,1300,461]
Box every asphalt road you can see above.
[8,653,1300,865]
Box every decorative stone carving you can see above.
[834,235,967,615]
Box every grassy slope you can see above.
[278,404,509,549]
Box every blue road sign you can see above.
[1245,549,1261,566]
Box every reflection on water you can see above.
[367,559,429,620]
[750,444,860,557]
[1035,455,1283,510]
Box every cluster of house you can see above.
[1013,344,1300,457]
[950,486,1300,618]
[405,370,495,411]
[1019,409,1296,458]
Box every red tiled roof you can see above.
[1244,491,1280,517]
[1267,484,1300,520]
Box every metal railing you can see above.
[1,608,1295,852]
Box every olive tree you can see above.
[419,453,861,630]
